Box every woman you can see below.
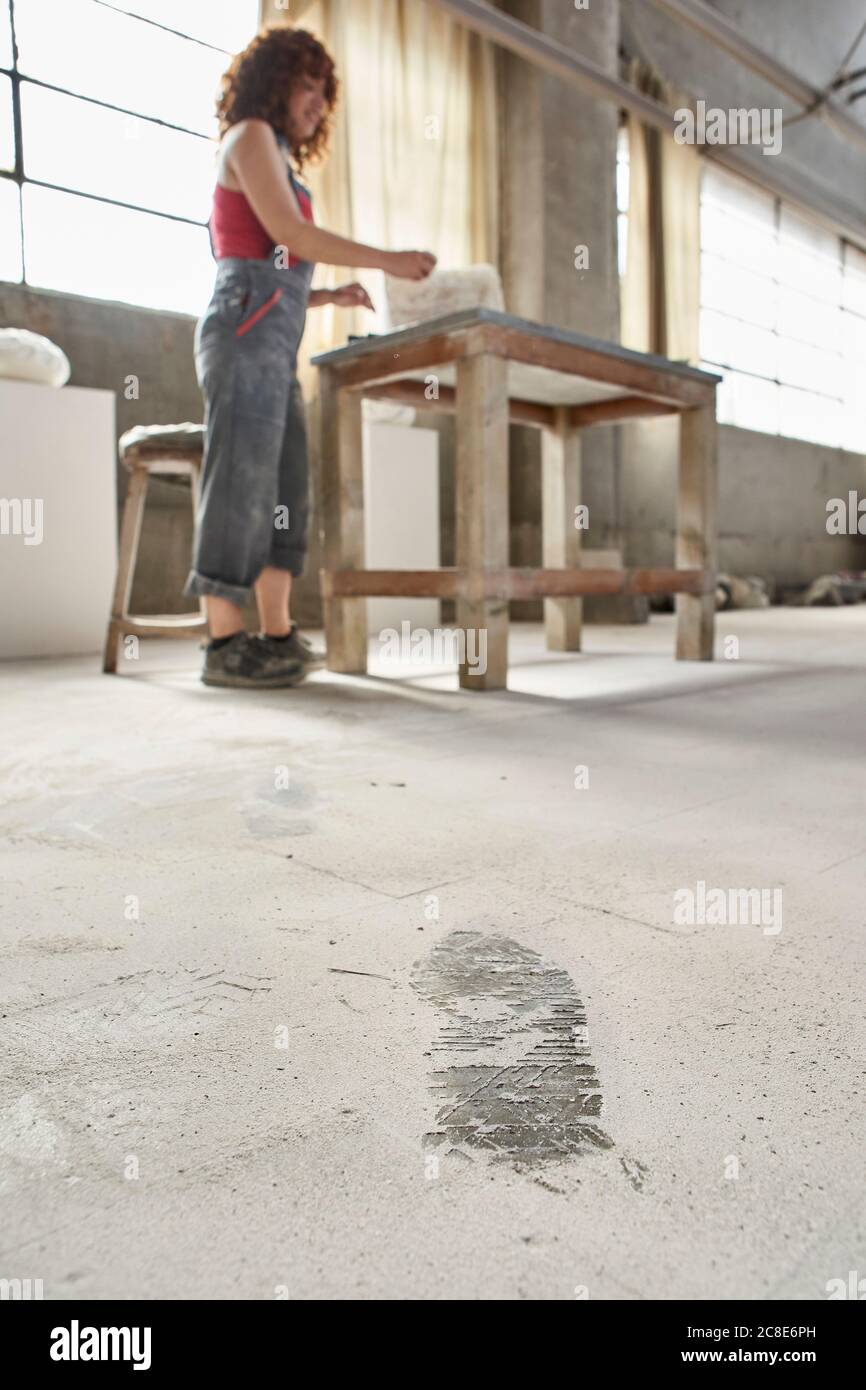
[185,25,436,688]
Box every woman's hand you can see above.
[385,250,437,281]
[330,281,376,310]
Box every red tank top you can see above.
[209,165,314,267]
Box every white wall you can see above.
[621,416,866,586]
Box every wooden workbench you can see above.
[311,308,721,691]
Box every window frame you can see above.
[699,165,866,452]
[616,127,866,454]
[0,0,242,296]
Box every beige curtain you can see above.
[620,61,701,364]
[282,0,498,393]
[620,114,652,353]
[619,62,702,574]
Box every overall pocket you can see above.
[235,287,284,338]
[210,268,251,328]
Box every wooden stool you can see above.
[103,423,207,674]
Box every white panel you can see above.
[779,204,839,263]
[777,208,841,299]
[777,338,841,397]
[22,84,216,223]
[362,422,440,638]
[0,2,11,69]
[14,0,229,136]
[776,284,840,348]
[0,379,116,658]
[701,252,776,329]
[0,177,22,282]
[714,368,779,435]
[700,203,777,276]
[700,309,777,380]
[842,244,866,317]
[841,404,866,456]
[101,1,260,51]
[841,309,866,362]
[0,73,13,172]
[701,165,775,230]
[23,184,212,314]
[779,386,841,448]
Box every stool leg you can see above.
[103,465,148,674]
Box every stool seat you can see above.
[104,423,207,674]
[119,422,205,473]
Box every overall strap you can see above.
[274,130,312,201]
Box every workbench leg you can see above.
[319,371,368,674]
[456,353,509,691]
[676,402,717,661]
[542,406,582,651]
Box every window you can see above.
[700,164,866,454]
[616,123,629,279]
[0,70,12,170]
[0,0,261,313]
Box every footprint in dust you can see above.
[411,930,613,1164]
[239,775,318,840]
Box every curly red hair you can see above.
[216,25,338,171]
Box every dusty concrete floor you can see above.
[1,610,865,1301]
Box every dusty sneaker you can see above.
[201,631,306,689]
[260,624,325,670]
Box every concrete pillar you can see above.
[498,1,625,616]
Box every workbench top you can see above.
[311,307,721,412]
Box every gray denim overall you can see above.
[184,161,316,607]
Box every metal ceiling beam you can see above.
[422,0,678,134]
[424,0,866,252]
[646,0,866,152]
